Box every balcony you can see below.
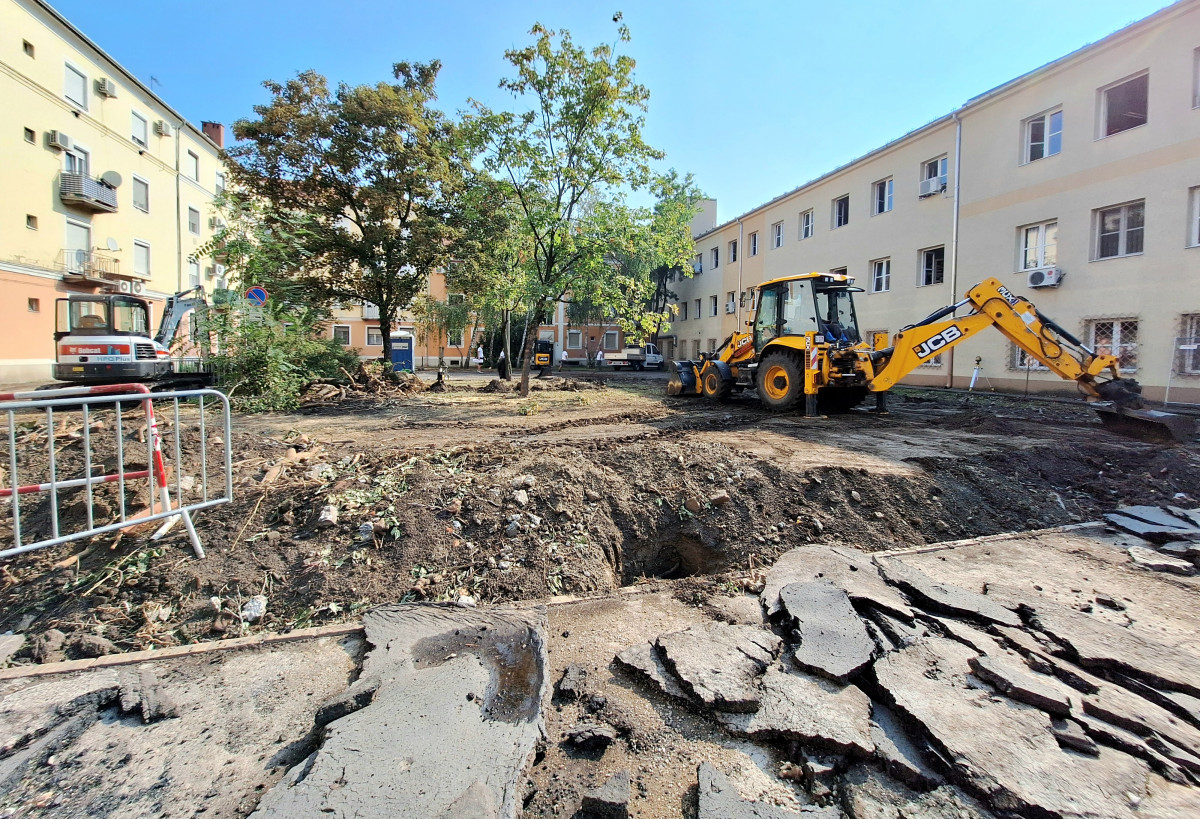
[362,302,380,319]
[59,172,118,213]
[59,248,121,278]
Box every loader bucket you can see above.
[667,360,700,397]
[1094,405,1196,444]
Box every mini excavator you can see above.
[668,273,1193,441]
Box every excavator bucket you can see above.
[666,360,701,397]
[1094,405,1195,444]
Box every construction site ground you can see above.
[2,371,1199,817]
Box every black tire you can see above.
[818,386,868,413]
[701,367,732,401]
[756,352,804,411]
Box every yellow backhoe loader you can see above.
[667,273,1193,441]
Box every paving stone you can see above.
[761,545,913,622]
[874,558,1021,627]
[613,641,689,701]
[873,636,1150,818]
[715,664,874,757]
[869,704,944,790]
[968,655,1071,716]
[1049,717,1099,756]
[1127,545,1196,575]
[581,769,630,818]
[251,604,547,819]
[1115,505,1200,532]
[1104,513,1198,544]
[777,580,875,681]
[655,623,780,712]
[697,761,836,818]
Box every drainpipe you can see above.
[175,120,184,295]
[946,110,963,389]
[736,219,744,327]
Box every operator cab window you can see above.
[813,283,863,345]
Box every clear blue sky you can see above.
[49,0,1174,221]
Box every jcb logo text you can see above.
[913,326,963,360]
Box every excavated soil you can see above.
[1,378,1197,663]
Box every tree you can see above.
[227,62,472,364]
[468,22,664,395]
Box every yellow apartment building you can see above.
[673,0,1200,404]
[0,0,225,383]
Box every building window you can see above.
[773,221,784,248]
[728,240,738,263]
[919,247,945,286]
[1194,48,1200,108]
[726,291,736,313]
[1189,187,1200,248]
[215,172,225,195]
[332,325,351,345]
[1095,201,1144,259]
[1100,73,1148,137]
[1181,314,1200,374]
[691,340,701,359]
[132,176,149,212]
[749,232,758,256]
[24,127,35,144]
[603,330,618,350]
[708,338,718,353]
[799,210,813,239]
[832,196,850,228]
[923,156,948,190]
[448,292,465,306]
[367,327,383,346]
[567,329,582,349]
[26,214,38,230]
[1013,347,1050,371]
[693,298,701,319]
[64,144,89,176]
[711,247,719,269]
[873,178,893,215]
[28,298,40,313]
[187,151,200,181]
[131,112,148,147]
[679,301,688,321]
[188,259,201,288]
[64,63,87,109]
[448,328,464,347]
[23,40,35,58]
[1021,221,1058,269]
[188,207,201,235]
[1024,109,1062,163]
[1089,319,1139,371]
[709,295,718,317]
[871,258,891,293]
[133,241,151,277]
[214,263,227,289]
[693,253,703,274]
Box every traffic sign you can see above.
[245,286,269,306]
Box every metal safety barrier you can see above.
[0,384,232,560]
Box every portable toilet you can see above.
[390,334,414,373]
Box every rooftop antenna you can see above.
[150,75,162,94]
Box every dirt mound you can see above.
[301,365,428,406]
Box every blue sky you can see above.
[50,0,1173,221]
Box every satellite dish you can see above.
[100,170,122,188]
[106,237,120,252]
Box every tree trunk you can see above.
[518,298,547,398]
[502,308,513,381]
[380,311,393,367]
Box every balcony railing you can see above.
[59,248,121,277]
[362,302,380,319]
[59,172,118,213]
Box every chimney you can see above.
[201,121,225,149]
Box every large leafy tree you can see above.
[227,62,472,363]
[468,22,664,395]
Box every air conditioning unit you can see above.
[155,120,173,137]
[209,216,226,229]
[117,280,132,293]
[96,77,117,98]
[725,302,737,314]
[918,177,945,198]
[1027,268,1065,288]
[47,130,72,151]
[204,266,215,279]
[131,280,145,294]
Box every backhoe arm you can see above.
[155,287,207,348]
[869,278,1138,406]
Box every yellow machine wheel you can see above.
[701,366,732,401]
[757,353,804,411]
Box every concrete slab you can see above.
[655,623,780,713]
[969,654,1071,716]
[1105,513,1198,544]
[875,558,1021,627]
[613,640,689,702]
[251,604,547,819]
[778,580,875,682]
[697,761,835,818]
[761,545,913,622]
[870,703,944,790]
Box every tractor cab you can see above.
[753,273,863,351]
[55,294,151,341]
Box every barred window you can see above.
[1088,319,1138,372]
[1180,315,1200,375]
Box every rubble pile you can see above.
[300,367,428,405]
[612,517,1200,818]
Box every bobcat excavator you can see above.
[667,273,1193,441]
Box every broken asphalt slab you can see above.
[655,622,780,712]
[969,654,1071,716]
[251,604,547,819]
[697,761,838,818]
[874,557,1022,627]
[777,580,876,681]
[761,544,914,622]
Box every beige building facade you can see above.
[672,0,1200,404]
[0,0,225,383]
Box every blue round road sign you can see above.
[245,286,269,306]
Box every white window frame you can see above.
[64,62,88,109]
[710,247,719,269]
[63,143,90,177]
[679,301,688,321]
[1020,220,1058,270]
[800,210,814,239]
[1087,318,1139,372]
[726,291,736,313]
[772,221,784,248]
[919,247,945,287]
[749,232,758,256]
[1023,108,1062,164]
[1189,187,1200,248]
[132,240,151,278]
[1094,200,1144,260]
[567,329,582,349]
[1194,48,1200,109]
[922,156,948,188]
[188,259,201,288]
[332,324,351,345]
[131,111,149,148]
[188,206,201,236]
[1098,71,1149,138]
[603,330,618,350]
[709,295,718,317]
[1013,346,1051,372]
[873,178,893,215]
[186,150,200,181]
[728,239,737,263]
[366,327,383,347]
[693,298,701,319]
[132,175,150,213]
[870,258,891,293]
[448,328,464,348]
[832,195,850,229]
[693,253,703,274]
[1181,314,1200,374]
[215,171,226,195]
